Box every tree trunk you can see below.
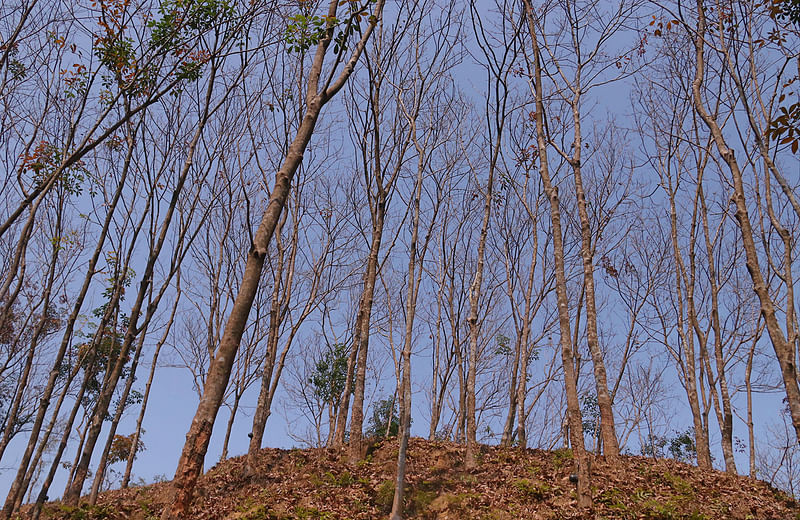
[161,4,384,515]
[121,283,180,489]
[219,394,241,462]
[690,0,800,447]
[523,1,591,505]
[514,244,539,448]
[570,149,619,459]
[348,206,386,461]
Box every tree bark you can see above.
[162,3,384,515]
[690,0,800,448]
[522,0,591,506]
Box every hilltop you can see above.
[36,438,799,519]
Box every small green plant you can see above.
[239,504,273,520]
[661,471,693,496]
[410,489,438,512]
[639,498,677,519]
[293,506,336,519]
[375,480,395,513]
[327,470,354,487]
[365,396,400,438]
[596,488,627,511]
[551,448,573,469]
[57,504,117,520]
[514,478,551,500]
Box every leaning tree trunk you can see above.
[690,0,800,447]
[162,4,384,516]
[121,281,180,489]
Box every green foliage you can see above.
[764,1,800,152]
[149,0,234,52]
[639,498,677,519]
[92,0,235,95]
[774,0,800,25]
[57,503,117,520]
[285,14,337,53]
[293,506,336,519]
[235,498,273,520]
[324,470,354,487]
[551,448,573,469]
[410,488,437,512]
[20,140,89,196]
[494,333,511,356]
[596,488,627,512]
[660,472,692,496]
[284,0,377,55]
[365,396,399,438]
[514,478,551,500]
[641,429,697,463]
[375,480,395,513]
[580,392,600,437]
[309,343,350,406]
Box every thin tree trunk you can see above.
[349,208,385,461]
[522,1,590,505]
[1,115,139,519]
[162,5,384,515]
[219,394,242,462]
[690,0,800,447]
[746,319,761,478]
[514,244,539,448]
[463,67,505,468]
[390,100,437,517]
[121,281,181,489]
[660,153,712,469]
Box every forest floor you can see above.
[33,437,799,519]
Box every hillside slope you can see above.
[39,438,798,519]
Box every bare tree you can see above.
[164,1,385,515]
[522,0,590,506]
